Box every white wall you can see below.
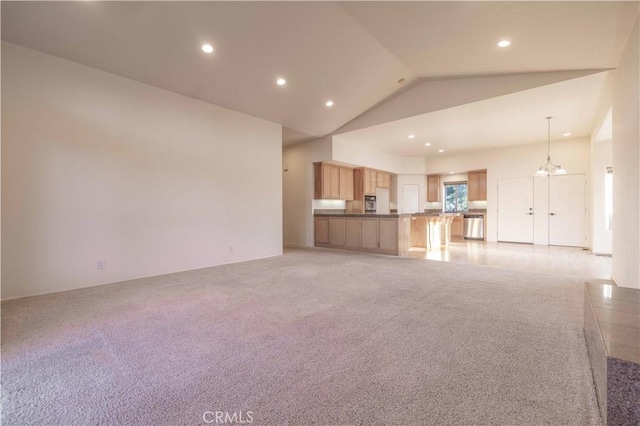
[1,43,283,300]
[282,136,332,247]
[612,18,640,289]
[424,138,591,243]
[332,136,426,174]
[591,140,613,255]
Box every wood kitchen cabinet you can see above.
[361,218,378,249]
[468,170,487,201]
[378,219,398,251]
[364,168,377,195]
[376,171,391,189]
[427,174,441,202]
[345,218,362,247]
[364,168,391,194]
[315,215,410,256]
[349,167,395,213]
[314,162,354,200]
[339,168,354,201]
[451,215,464,237]
[410,216,427,248]
[315,217,329,244]
[329,217,346,246]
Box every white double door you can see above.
[497,174,586,247]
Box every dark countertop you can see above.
[313,213,408,218]
[412,212,461,217]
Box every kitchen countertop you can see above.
[313,213,409,218]
[314,210,486,218]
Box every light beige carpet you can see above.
[1,248,601,425]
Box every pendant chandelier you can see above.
[535,116,567,177]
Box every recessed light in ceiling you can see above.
[408,134,415,139]
[438,149,445,153]
[325,100,334,107]
[425,143,431,147]
[450,172,455,174]
[563,132,571,137]
[276,78,286,86]
[201,44,214,53]
[497,40,511,48]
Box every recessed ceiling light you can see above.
[438,149,445,153]
[325,100,334,107]
[563,132,571,137]
[450,172,455,174]
[276,78,286,86]
[408,134,415,139]
[497,40,511,48]
[425,143,431,147]
[201,44,214,53]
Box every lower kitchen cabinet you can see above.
[345,218,362,247]
[329,218,346,246]
[451,215,464,238]
[314,215,410,256]
[410,216,427,248]
[361,219,378,249]
[379,219,398,251]
[315,217,329,244]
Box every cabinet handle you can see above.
[549,212,557,216]
[527,212,534,215]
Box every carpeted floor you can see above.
[1,248,601,425]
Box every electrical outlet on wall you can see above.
[97,260,105,270]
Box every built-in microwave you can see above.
[365,195,376,214]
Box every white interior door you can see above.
[498,178,534,243]
[533,177,549,245]
[549,174,586,247]
[402,184,420,213]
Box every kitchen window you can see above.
[444,182,468,212]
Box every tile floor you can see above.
[405,239,612,279]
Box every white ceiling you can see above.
[2,2,639,148]
[334,72,610,157]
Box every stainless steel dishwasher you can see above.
[463,214,484,240]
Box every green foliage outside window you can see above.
[444,183,468,212]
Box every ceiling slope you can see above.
[334,69,610,135]
[334,72,610,157]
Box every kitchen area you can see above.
[312,161,487,256]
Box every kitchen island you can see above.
[410,213,461,248]
[314,213,411,256]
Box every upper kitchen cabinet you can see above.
[364,168,377,195]
[468,170,487,201]
[363,168,391,195]
[339,168,354,200]
[314,162,354,200]
[376,171,391,190]
[427,174,441,202]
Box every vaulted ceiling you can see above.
[2,1,638,152]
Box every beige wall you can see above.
[591,140,613,255]
[424,138,592,244]
[282,136,332,247]
[612,18,640,289]
[332,136,427,174]
[1,43,283,300]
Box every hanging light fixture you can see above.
[535,116,567,176]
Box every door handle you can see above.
[527,212,534,215]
